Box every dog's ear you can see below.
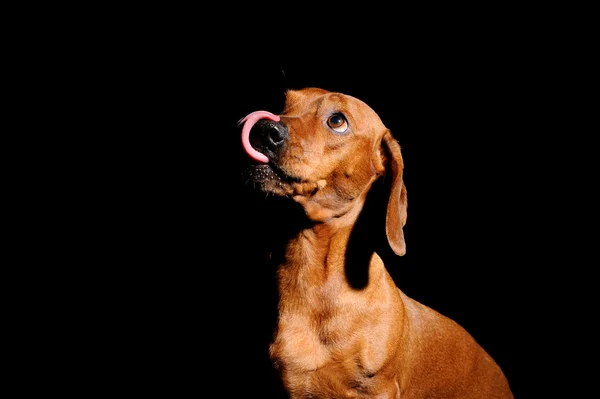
[379,132,408,256]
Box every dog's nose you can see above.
[250,119,289,156]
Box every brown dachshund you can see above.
[239,87,513,398]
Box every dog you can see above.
[238,87,513,398]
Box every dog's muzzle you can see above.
[239,111,288,163]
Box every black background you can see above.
[83,39,561,398]
[19,2,592,395]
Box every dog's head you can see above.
[239,87,407,255]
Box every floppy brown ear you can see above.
[382,132,408,256]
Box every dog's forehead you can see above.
[283,88,385,131]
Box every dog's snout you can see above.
[251,119,289,156]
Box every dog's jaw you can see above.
[241,164,326,196]
[242,161,371,223]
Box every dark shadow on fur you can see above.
[345,175,397,290]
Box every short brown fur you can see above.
[241,88,513,398]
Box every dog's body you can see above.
[239,88,513,398]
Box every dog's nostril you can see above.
[268,125,287,146]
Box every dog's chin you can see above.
[242,164,323,197]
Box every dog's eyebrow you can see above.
[314,97,324,115]
[316,94,347,116]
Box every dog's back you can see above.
[397,290,513,398]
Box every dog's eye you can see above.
[327,113,349,133]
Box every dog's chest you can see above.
[270,284,366,372]
[269,306,392,397]
[269,326,364,396]
[270,315,335,372]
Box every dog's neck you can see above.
[273,193,394,306]
[276,194,361,266]
[278,222,352,284]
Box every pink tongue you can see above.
[238,111,280,163]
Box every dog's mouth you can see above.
[242,160,325,197]
[242,163,296,195]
